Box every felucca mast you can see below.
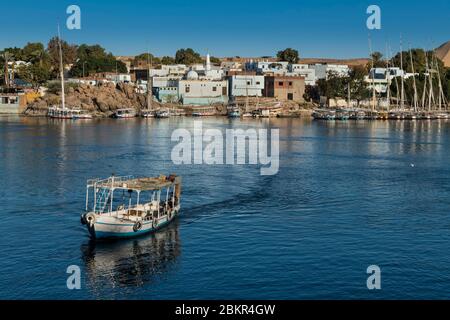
[422,51,428,110]
[427,53,435,111]
[57,25,66,110]
[433,51,447,111]
[409,45,418,112]
[399,36,405,110]
[147,50,153,111]
[368,34,376,112]
[385,43,391,112]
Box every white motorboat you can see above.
[81,174,182,240]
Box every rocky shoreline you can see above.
[23,82,315,118]
[24,82,155,117]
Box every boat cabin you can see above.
[114,108,136,118]
[85,175,181,222]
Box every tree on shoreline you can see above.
[47,37,77,76]
[70,44,127,77]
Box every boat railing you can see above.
[87,175,134,188]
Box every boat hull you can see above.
[84,207,180,240]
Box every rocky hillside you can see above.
[436,41,450,67]
[24,82,163,117]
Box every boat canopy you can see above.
[87,175,180,192]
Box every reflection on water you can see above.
[81,221,181,296]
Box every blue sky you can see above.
[3,0,449,58]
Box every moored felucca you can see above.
[48,25,77,119]
[81,174,182,240]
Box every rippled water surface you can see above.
[1,115,450,299]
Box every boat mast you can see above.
[388,45,400,110]
[147,50,153,111]
[427,53,435,111]
[57,25,66,110]
[245,74,249,113]
[368,34,376,112]
[3,51,10,88]
[422,51,428,110]
[399,36,405,110]
[409,46,418,112]
[347,82,351,109]
[385,43,391,112]
[433,51,446,111]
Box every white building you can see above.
[162,64,188,76]
[67,78,98,86]
[365,67,411,93]
[245,60,290,74]
[178,71,228,105]
[190,54,224,80]
[152,76,182,88]
[149,69,168,77]
[229,75,265,97]
[149,64,188,77]
[220,61,243,73]
[312,64,350,80]
[105,73,132,83]
[289,64,317,86]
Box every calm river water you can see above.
[1,115,450,299]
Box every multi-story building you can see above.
[245,61,290,75]
[228,75,265,97]
[161,64,189,76]
[289,64,317,86]
[264,76,305,103]
[312,64,350,80]
[152,76,182,103]
[365,67,410,93]
[178,71,228,105]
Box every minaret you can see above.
[206,53,211,72]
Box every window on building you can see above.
[279,81,284,86]
[256,82,260,85]
[186,86,190,93]
[287,93,294,100]
[247,81,251,85]
[289,82,293,86]
[212,87,217,92]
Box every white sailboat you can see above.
[48,25,75,119]
[141,52,156,118]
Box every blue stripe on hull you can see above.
[90,220,172,239]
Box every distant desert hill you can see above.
[298,58,369,67]
[436,41,450,67]
[220,56,369,67]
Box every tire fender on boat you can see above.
[133,221,143,232]
[80,214,87,225]
[85,213,96,226]
[152,219,158,229]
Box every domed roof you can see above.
[186,70,199,80]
